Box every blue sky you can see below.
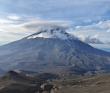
[0,0,110,50]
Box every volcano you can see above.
[0,27,110,75]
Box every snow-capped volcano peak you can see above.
[27,26,77,40]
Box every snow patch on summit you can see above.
[27,29,77,40]
[27,26,77,40]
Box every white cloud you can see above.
[77,34,110,44]
[27,28,77,40]
[22,21,76,40]
[0,25,25,34]
[95,20,110,29]
[0,21,73,44]
[84,19,92,23]
[21,21,73,32]
[74,26,83,29]
[0,19,17,24]
[66,20,110,45]
[92,34,99,38]
[0,21,71,34]
[107,29,110,33]
[8,15,21,20]
[0,32,23,44]
[0,19,109,45]
[73,20,110,30]
[77,34,103,44]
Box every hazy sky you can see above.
[0,0,110,49]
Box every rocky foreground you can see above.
[0,70,110,93]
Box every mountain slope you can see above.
[0,28,110,74]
